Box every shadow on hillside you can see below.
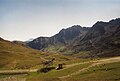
[37,67,55,73]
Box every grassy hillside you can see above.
[0,38,120,81]
[0,38,42,70]
[26,57,120,81]
[0,38,74,70]
[65,62,120,81]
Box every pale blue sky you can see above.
[0,0,120,41]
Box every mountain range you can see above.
[27,18,120,58]
[0,18,120,81]
[27,25,89,51]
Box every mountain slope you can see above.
[27,25,89,51]
[64,18,120,57]
[0,37,73,70]
[27,18,120,58]
[0,37,44,70]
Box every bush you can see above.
[37,67,55,73]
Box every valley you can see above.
[0,57,120,81]
[0,18,120,81]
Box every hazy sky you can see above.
[0,0,120,41]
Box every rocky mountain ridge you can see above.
[27,18,120,57]
[27,25,89,50]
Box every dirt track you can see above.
[0,57,120,81]
[0,69,38,74]
[59,57,120,78]
[0,57,120,75]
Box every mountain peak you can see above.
[109,18,120,25]
[27,25,89,50]
[93,18,120,27]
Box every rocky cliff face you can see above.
[27,37,50,50]
[64,18,120,57]
[27,25,89,50]
[27,18,120,57]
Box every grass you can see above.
[26,62,91,81]
[1,38,120,81]
[0,39,43,70]
[0,74,10,78]
[66,62,120,81]
[44,44,66,52]
[0,39,76,70]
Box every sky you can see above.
[0,0,120,41]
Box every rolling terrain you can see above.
[0,56,120,81]
[0,18,120,81]
[0,38,120,81]
[0,37,74,70]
